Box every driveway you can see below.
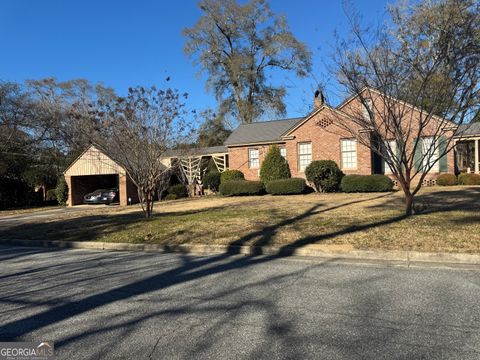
[0,246,479,359]
[0,205,124,229]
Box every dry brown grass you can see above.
[1,186,479,253]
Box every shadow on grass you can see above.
[0,189,471,358]
[0,205,236,242]
[366,186,480,220]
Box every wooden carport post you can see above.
[119,174,128,206]
[65,175,73,207]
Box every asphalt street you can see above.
[0,246,479,359]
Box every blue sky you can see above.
[1,0,390,120]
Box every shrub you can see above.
[219,180,264,196]
[164,194,177,201]
[265,178,305,195]
[205,158,219,174]
[167,184,188,198]
[458,173,480,185]
[202,171,221,192]
[436,173,458,186]
[341,175,394,192]
[55,176,68,205]
[305,160,344,192]
[259,145,290,183]
[220,169,245,183]
[45,189,57,202]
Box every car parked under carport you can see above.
[63,145,138,206]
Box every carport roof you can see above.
[64,145,125,176]
[161,145,228,158]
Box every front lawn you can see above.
[1,186,479,253]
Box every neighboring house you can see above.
[224,88,477,184]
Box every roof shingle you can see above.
[457,122,480,137]
[224,117,303,146]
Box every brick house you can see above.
[65,89,479,205]
[224,88,462,184]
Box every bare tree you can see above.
[330,0,479,215]
[95,85,192,218]
[26,78,116,157]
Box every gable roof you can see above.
[63,144,126,176]
[224,117,303,146]
[337,87,457,127]
[280,105,358,138]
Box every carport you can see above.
[64,145,138,206]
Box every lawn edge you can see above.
[1,238,480,267]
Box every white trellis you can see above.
[212,154,227,173]
[180,156,202,185]
[162,147,228,196]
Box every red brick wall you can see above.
[227,93,455,182]
[227,107,372,180]
[339,90,456,176]
[228,145,269,180]
[285,107,372,178]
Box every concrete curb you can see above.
[1,239,480,267]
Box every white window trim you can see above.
[280,146,287,158]
[298,142,312,172]
[422,137,439,173]
[341,139,357,170]
[248,148,259,169]
[384,140,397,174]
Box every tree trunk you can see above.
[404,191,414,216]
[397,176,414,216]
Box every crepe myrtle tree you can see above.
[95,85,193,218]
[329,0,479,216]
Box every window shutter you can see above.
[413,138,424,172]
[438,136,448,172]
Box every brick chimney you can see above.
[314,90,324,110]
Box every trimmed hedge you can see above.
[265,178,306,195]
[165,194,177,201]
[259,145,290,183]
[436,173,458,186]
[219,180,264,196]
[458,173,480,185]
[202,171,221,191]
[167,184,188,198]
[305,160,344,192]
[220,169,245,183]
[341,175,394,192]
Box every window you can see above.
[384,140,397,174]
[298,142,312,171]
[362,99,373,120]
[280,146,287,158]
[422,137,439,172]
[248,148,259,168]
[341,139,357,169]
